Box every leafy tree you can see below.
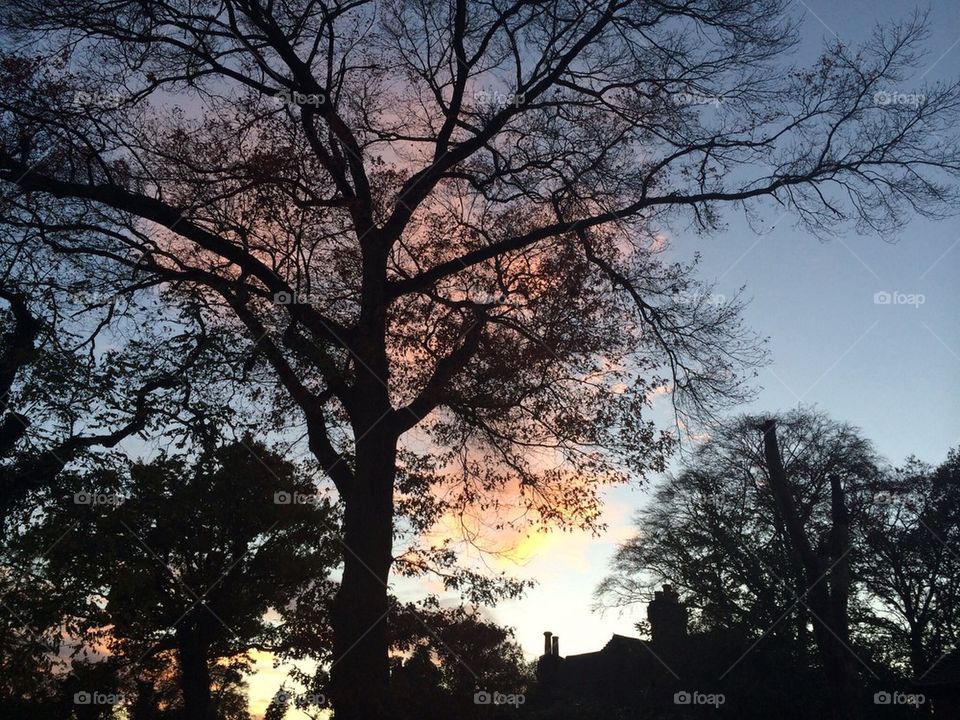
[859,450,960,678]
[2,3,959,717]
[4,439,339,720]
[0,273,222,514]
[388,601,530,720]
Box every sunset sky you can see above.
[197,1,959,717]
[4,0,960,716]
[478,0,960,662]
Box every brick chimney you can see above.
[647,584,688,652]
[543,631,552,656]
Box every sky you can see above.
[462,0,960,666]
[240,2,960,718]
[4,1,952,717]
[249,3,960,716]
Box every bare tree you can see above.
[0,2,958,717]
[597,411,879,645]
[760,418,863,720]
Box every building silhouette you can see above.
[536,585,704,713]
[535,586,960,718]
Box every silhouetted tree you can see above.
[760,417,863,719]
[3,439,339,720]
[0,274,221,514]
[859,450,960,679]
[598,410,883,718]
[2,3,960,717]
[388,602,530,720]
[599,411,878,642]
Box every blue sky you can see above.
[479,0,960,663]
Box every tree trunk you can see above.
[176,626,213,720]
[760,420,861,720]
[131,680,160,720]
[328,427,397,720]
[908,623,928,677]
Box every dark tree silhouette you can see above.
[859,450,960,679]
[760,417,862,720]
[598,410,887,719]
[388,602,529,720]
[2,439,339,720]
[598,411,879,638]
[0,273,219,513]
[1,2,959,717]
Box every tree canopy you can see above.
[1,1,959,717]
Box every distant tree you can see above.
[598,411,878,643]
[4,439,339,720]
[759,417,864,719]
[3,3,960,717]
[388,601,530,720]
[598,410,882,719]
[859,450,960,678]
